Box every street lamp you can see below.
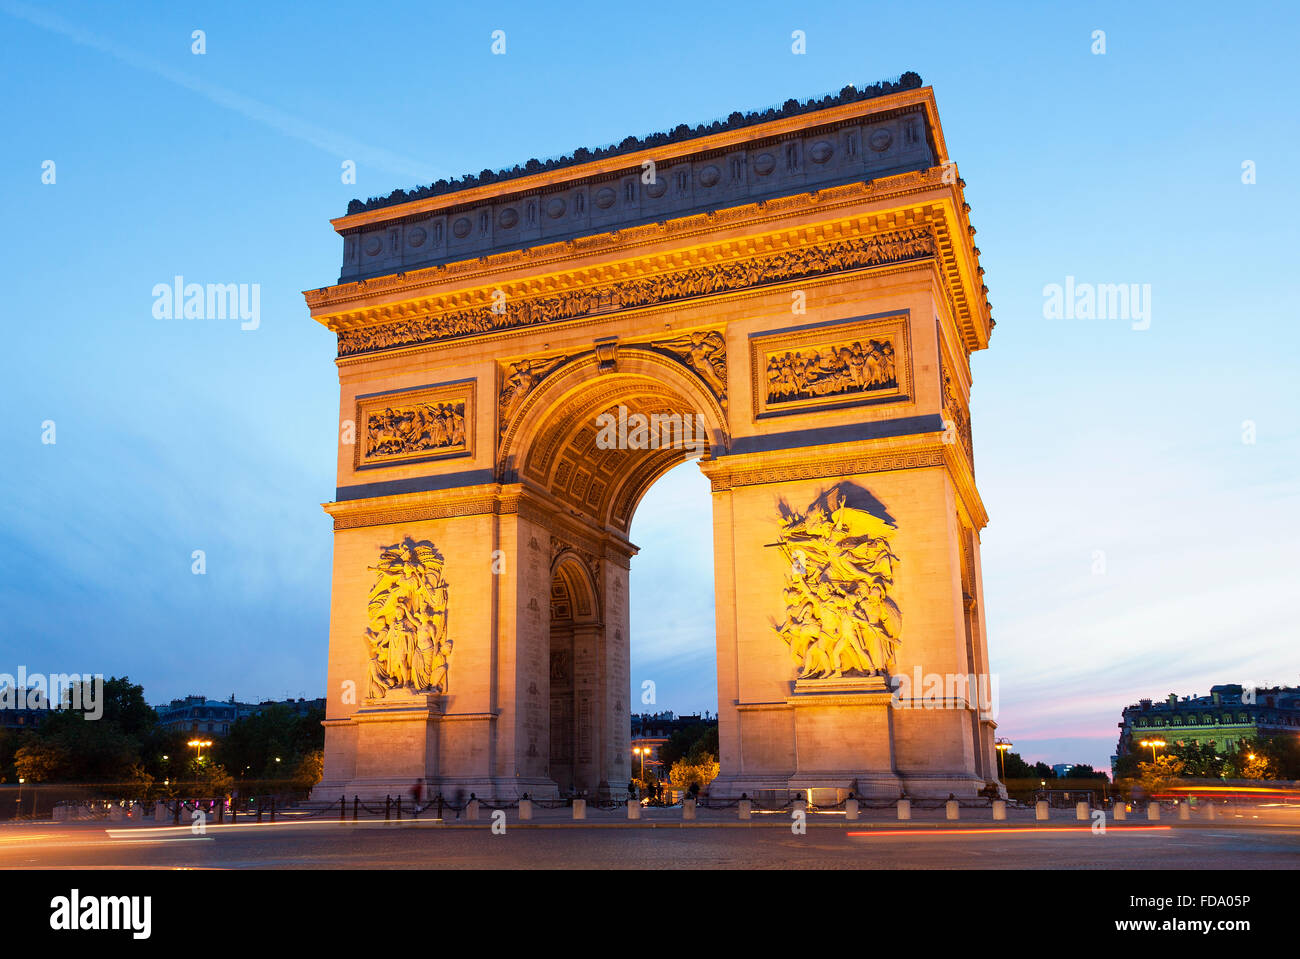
[632,746,647,780]
[995,739,1013,780]
[187,739,213,761]
[1139,738,1166,763]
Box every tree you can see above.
[1170,741,1224,779]
[14,739,68,783]
[292,750,324,790]
[668,754,720,792]
[1137,755,1185,795]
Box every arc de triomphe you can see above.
[304,75,999,801]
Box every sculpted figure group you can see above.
[766,338,895,403]
[365,540,452,698]
[365,403,466,458]
[772,487,902,679]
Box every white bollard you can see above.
[1205,803,1217,821]
[1114,802,1127,821]
[1035,801,1049,821]
[53,805,67,822]
[1076,802,1090,821]
[1178,801,1190,821]
[154,801,170,822]
[572,798,586,820]
[1147,802,1160,821]
[845,798,859,822]
[945,799,960,820]
[519,799,532,820]
[627,799,641,820]
[992,800,1007,820]
[683,798,697,820]
[465,799,480,821]
[739,798,752,820]
[897,799,911,820]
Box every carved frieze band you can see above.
[336,225,937,357]
[355,380,474,470]
[703,449,945,492]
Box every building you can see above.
[1050,763,1075,778]
[306,76,999,802]
[155,695,325,738]
[1115,684,1300,765]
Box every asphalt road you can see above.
[3,820,1299,869]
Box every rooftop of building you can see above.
[346,72,923,215]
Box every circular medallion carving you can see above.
[645,178,667,198]
[546,197,567,219]
[363,236,382,256]
[594,187,616,209]
[452,217,471,238]
[869,128,893,153]
[754,153,776,176]
[698,165,721,187]
[498,208,519,229]
[408,227,427,247]
[809,140,834,164]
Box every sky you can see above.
[1,1,1297,772]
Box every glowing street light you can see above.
[632,746,648,780]
[1139,738,1166,763]
[995,739,1013,780]
[187,739,213,760]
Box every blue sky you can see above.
[2,1,1296,771]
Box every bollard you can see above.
[176,801,183,826]
[340,796,347,823]
[992,800,1007,820]
[1076,801,1090,821]
[739,798,752,821]
[385,795,391,821]
[466,797,480,821]
[1035,800,1049,821]
[1205,803,1217,821]
[792,797,807,818]
[683,798,697,820]
[845,798,859,822]
[394,796,401,821]
[945,799,960,821]
[1147,802,1160,821]
[572,798,587,820]
[1178,800,1190,821]
[154,801,169,822]
[897,799,911,821]
[519,798,533,821]
[627,799,641,820]
[1114,802,1127,821]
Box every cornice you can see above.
[331,86,944,230]
[305,166,959,315]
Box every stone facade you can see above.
[304,82,998,801]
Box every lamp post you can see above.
[1139,738,1166,763]
[632,746,647,780]
[995,739,1013,780]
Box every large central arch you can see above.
[306,80,1000,801]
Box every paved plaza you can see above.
[6,802,1299,869]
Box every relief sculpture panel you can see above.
[355,380,474,469]
[750,313,911,419]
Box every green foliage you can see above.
[214,705,325,782]
[658,722,718,773]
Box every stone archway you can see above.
[307,80,1001,802]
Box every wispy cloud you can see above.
[1,0,444,183]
